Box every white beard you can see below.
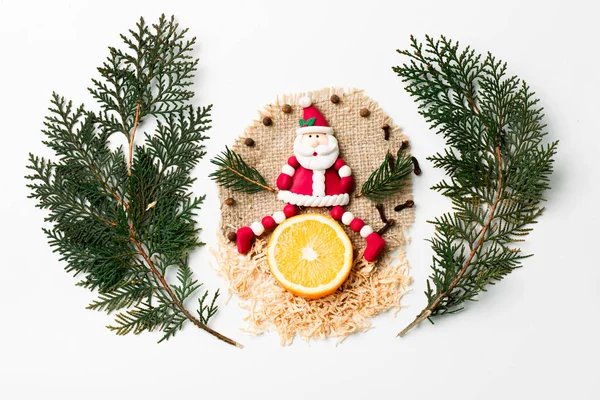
[293,134,339,171]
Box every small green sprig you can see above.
[356,150,413,201]
[393,35,558,337]
[210,146,275,194]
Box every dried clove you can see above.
[382,124,390,141]
[400,139,409,151]
[377,219,395,236]
[375,203,388,223]
[411,156,421,175]
[375,203,395,235]
[394,199,415,212]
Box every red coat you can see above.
[276,156,354,207]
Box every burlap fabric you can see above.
[219,88,414,244]
[215,88,414,343]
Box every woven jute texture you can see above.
[215,88,414,344]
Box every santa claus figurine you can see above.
[236,96,386,262]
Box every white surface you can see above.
[0,0,599,399]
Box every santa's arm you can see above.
[333,158,354,193]
[276,156,299,190]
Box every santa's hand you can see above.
[337,164,352,178]
[277,173,293,190]
[340,176,354,193]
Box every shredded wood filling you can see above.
[213,229,412,345]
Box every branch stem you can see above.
[398,310,431,337]
[127,104,141,175]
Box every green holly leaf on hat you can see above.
[299,117,316,127]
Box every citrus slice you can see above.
[266,213,353,299]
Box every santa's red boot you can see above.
[331,206,386,262]
[236,226,255,254]
[364,232,386,262]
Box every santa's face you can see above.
[294,132,339,171]
[299,133,329,148]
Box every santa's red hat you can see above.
[296,97,334,136]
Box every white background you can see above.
[0,0,598,399]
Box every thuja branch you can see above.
[26,15,241,347]
[393,35,558,336]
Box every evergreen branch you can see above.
[393,35,558,336]
[26,15,241,347]
[356,150,413,201]
[209,146,275,193]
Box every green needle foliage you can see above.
[25,15,241,347]
[357,150,413,201]
[393,35,558,336]
[210,146,275,193]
